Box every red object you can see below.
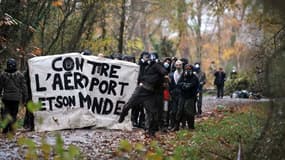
[163,89,170,101]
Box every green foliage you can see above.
[0,114,11,129]
[0,101,81,159]
[115,103,268,160]
[27,101,42,113]
[82,36,117,55]
[17,134,81,160]
[126,38,144,54]
[225,72,257,94]
[18,138,38,159]
[54,134,81,160]
[153,37,176,58]
[119,139,132,152]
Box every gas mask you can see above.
[163,62,170,68]
[7,58,17,71]
[185,70,193,76]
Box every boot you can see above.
[187,116,195,130]
[171,122,179,131]
[118,111,128,123]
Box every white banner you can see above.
[29,53,139,132]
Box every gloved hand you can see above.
[182,83,191,90]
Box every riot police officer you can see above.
[193,62,206,115]
[0,58,28,134]
[172,64,199,131]
[118,52,167,137]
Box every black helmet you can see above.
[194,62,201,72]
[7,58,17,71]
[122,55,135,63]
[140,51,150,59]
[149,52,159,62]
[184,63,193,70]
[111,53,123,60]
[81,49,92,55]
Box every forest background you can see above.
[1,0,285,159]
[1,0,284,89]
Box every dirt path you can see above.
[0,96,268,160]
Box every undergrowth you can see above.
[116,103,269,160]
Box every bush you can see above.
[225,72,257,95]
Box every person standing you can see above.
[23,53,36,131]
[173,64,199,131]
[193,62,206,115]
[0,58,28,134]
[169,60,183,130]
[131,51,149,128]
[118,53,167,137]
[214,67,226,98]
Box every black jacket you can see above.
[137,60,149,85]
[0,70,28,102]
[214,71,226,86]
[178,72,199,99]
[141,62,168,92]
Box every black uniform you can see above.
[118,62,167,137]
[130,58,148,128]
[214,70,226,98]
[0,59,28,134]
[174,71,199,130]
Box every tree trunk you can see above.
[68,2,96,51]
[46,5,75,54]
[247,46,285,160]
[217,15,222,65]
[118,0,126,54]
[196,0,203,62]
[176,0,189,58]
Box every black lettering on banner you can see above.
[52,57,63,71]
[64,72,74,90]
[108,80,117,95]
[100,63,109,77]
[55,95,76,108]
[92,97,103,114]
[55,96,63,108]
[46,97,56,111]
[109,65,121,78]
[63,57,74,71]
[79,92,118,115]
[79,92,92,109]
[75,57,84,71]
[114,100,125,115]
[46,73,51,80]
[87,60,101,74]
[99,80,108,94]
[38,97,47,110]
[89,77,99,91]
[74,72,89,89]
[102,98,113,114]
[52,73,63,90]
[118,82,129,96]
[35,74,47,91]
[63,95,75,106]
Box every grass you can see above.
[116,103,269,160]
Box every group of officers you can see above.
[0,51,206,137]
[118,51,206,137]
